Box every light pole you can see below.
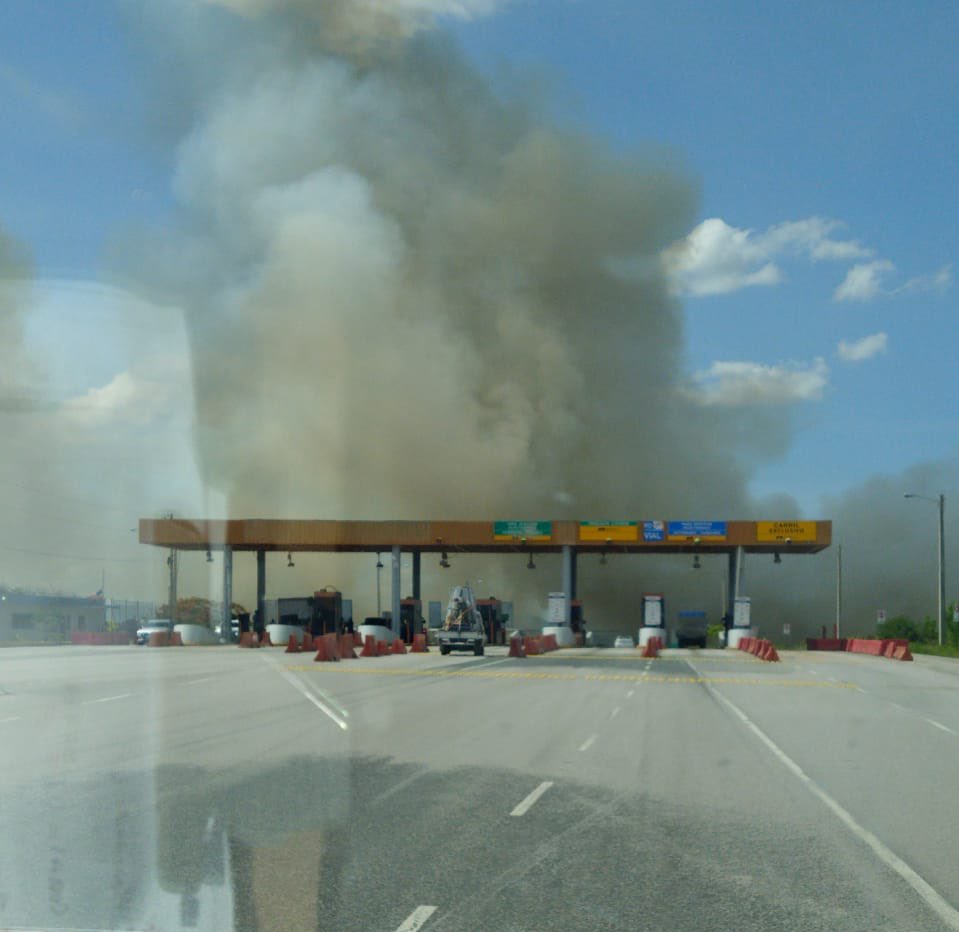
[904,493,945,646]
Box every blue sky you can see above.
[0,0,957,602]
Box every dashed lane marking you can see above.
[395,905,438,931]
[283,664,855,689]
[81,693,134,705]
[578,734,597,752]
[510,781,553,816]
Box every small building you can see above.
[0,589,107,643]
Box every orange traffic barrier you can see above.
[391,638,407,655]
[313,635,338,662]
[508,635,526,658]
[169,631,183,646]
[285,634,300,653]
[893,644,914,661]
[338,634,356,658]
[411,633,429,653]
[302,632,314,652]
[260,631,273,647]
[360,635,377,657]
[524,636,542,656]
[353,632,363,648]
[376,639,389,656]
[238,631,253,648]
[149,630,170,647]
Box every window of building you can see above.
[12,613,34,629]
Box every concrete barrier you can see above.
[148,630,170,647]
[70,632,132,645]
[173,624,217,646]
[508,635,526,658]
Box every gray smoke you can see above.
[119,0,953,632]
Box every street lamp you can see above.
[904,493,946,646]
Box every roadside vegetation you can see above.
[877,604,959,658]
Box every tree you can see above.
[876,615,919,641]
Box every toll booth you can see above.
[399,598,424,643]
[311,588,343,636]
[476,598,508,645]
[570,600,585,634]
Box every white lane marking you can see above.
[510,780,554,817]
[626,689,635,698]
[578,734,597,752]
[395,905,438,931]
[924,717,959,737]
[477,658,511,669]
[610,706,621,719]
[185,676,215,685]
[82,693,134,705]
[0,715,22,723]
[376,767,430,804]
[705,684,959,930]
[275,668,348,731]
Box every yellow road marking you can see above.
[283,664,854,689]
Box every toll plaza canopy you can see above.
[139,518,830,634]
[139,518,831,555]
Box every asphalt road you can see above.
[1,642,958,931]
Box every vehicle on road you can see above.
[675,610,708,649]
[437,585,486,656]
[135,619,174,645]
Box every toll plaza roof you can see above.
[139,518,831,555]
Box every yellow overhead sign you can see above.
[579,522,638,542]
[756,521,817,543]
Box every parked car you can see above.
[135,619,174,645]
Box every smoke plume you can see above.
[119,0,954,631]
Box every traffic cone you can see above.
[285,634,300,653]
[376,639,388,656]
[360,635,377,657]
[391,638,407,654]
[338,634,356,658]
[261,631,273,647]
[302,632,314,652]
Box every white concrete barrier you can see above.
[637,627,666,647]
[173,624,219,646]
[267,624,306,646]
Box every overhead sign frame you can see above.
[667,520,727,542]
[493,520,552,542]
[756,520,817,543]
[579,521,638,542]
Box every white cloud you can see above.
[899,262,953,296]
[837,332,888,362]
[688,357,828,406]
[62,356,191,428]
[662,216,872,297]
[833,259,895,302]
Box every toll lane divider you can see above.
[806,637,913,661]
[738,637,780,663]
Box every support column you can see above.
[222,546,233,636]
[412,551,421,601]
[562,545,575,625]
[391,545,402,637]
[726,550,737,622]
[256,549,266,632]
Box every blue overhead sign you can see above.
[642,520,665,542]
[667,520,727,541]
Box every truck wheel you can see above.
[440,646,450,655]
[474,644,484,656]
